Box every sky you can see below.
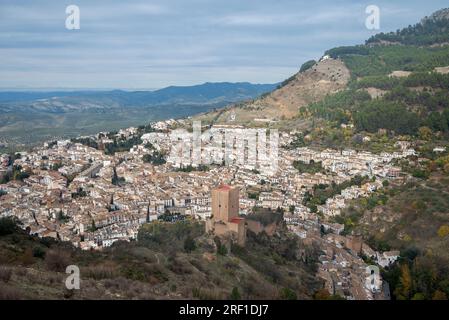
[0,0,447,90]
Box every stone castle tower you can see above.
[206,185,246,246]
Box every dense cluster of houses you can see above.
[0,119,415,299]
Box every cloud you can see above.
[0,0,447,89]
[214,4,361,27]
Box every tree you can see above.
[230,287,241,300]
[112,167,119,185]
[418,126,433,141]
[0,217,21,236]
[57,210,69,223]
[432,290,447,300]
[411,293,425,300]
[299,59,317,72]
[183,237,196,253]
[444,163,449,175]
[279,287,297,300]
[32,246,46,259]
[142,151,166,165]
[314,289,331,300]
[395,264,412,300]
[20,248,34,266]
[217,244,228,256]
[437,225,449,238]
[89,220,97,232]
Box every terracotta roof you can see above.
[217,184,232,191]
[230,217,245,223]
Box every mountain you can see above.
[126,82,278,106]
[0,82,277,147]
[366,8,449,46]
[193,9,449,301]
[195,58,351,125]
[197,8,449,142]
[0,82,277,108]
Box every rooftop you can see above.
[216,184,232,191]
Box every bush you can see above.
[0,217,20,236]
[217,244,228,256]
[0,266,13,282]
[45,250,71,272]
[230,287,241,300]
[183,237,196,253]
[19,248,34,266]
[279,287,298,300]
[299,60,316,73]
[32,246,46,259]
[0,284,23,300]
[437,225,449,238]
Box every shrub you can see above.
[45,249,71,272]
[217,245,228,256]
[230,287,241,300]
[19,248,34,266]
[437,225,449,238]
[299,60,317,73]
[183,237,196,253]
[0,266,13,282]
[0,217,20,236]
[0,284,23,300]
[32,246,46,259]
[279,287,298,300]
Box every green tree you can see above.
[230,287,241,300]
[418,126,433,141]
[217,244,228,256]
[0,217,21,236]
[279,287,297,300]
[411,293,425,300]
[183,237,196,253]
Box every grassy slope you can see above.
[0,219,321,300]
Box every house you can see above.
[322,222,344,235]
[365,266,383,293]
[433,147,447,153]
[377,251,400,268]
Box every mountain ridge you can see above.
[0,82,277,147]
[195,8,449,132]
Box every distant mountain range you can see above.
[0,82,277,110]
[0,82,277,146]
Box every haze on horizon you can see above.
[0,0,447,90]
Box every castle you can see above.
[205,185,246,246]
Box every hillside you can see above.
[196,8,449,138]
[191,8,449,301]
[0,82,276,148]
[0,82,277,108]
[195,58,350,125]
[366,8,449,46]
[0,217,321,300]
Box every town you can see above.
[0,119,418,300]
